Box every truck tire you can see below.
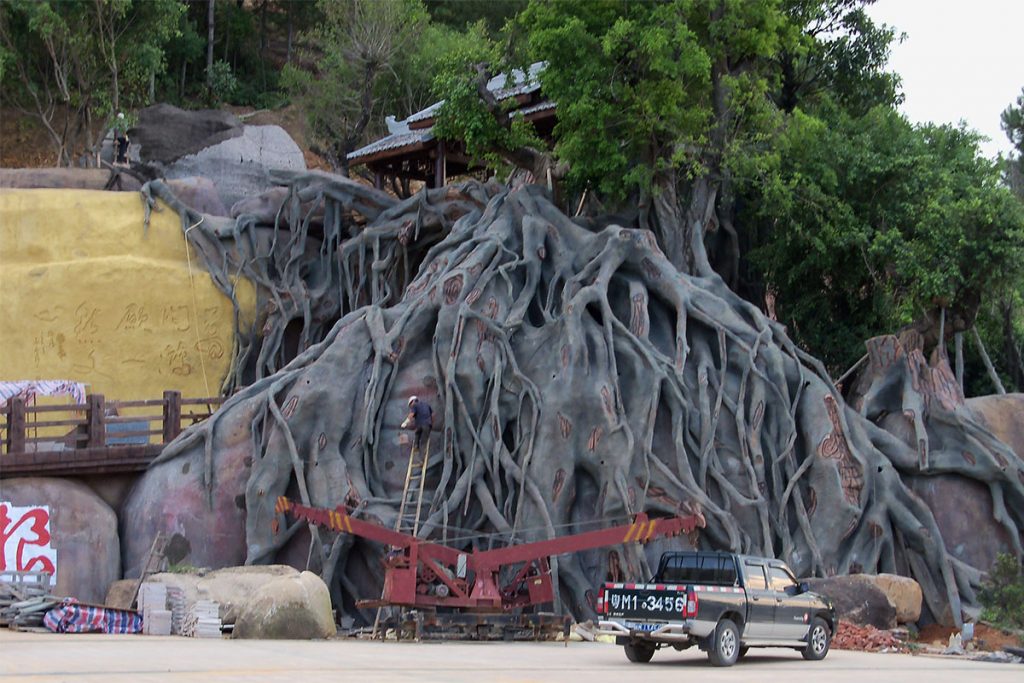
[707,618,740,667]
[801,617,831,661]
[624,640,655,663]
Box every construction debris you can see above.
[142,609,172,635]
[168,586,187,634]
[180,600,221,638]
[832,622,908,652]
[1,571,59,630]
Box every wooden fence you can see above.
[1,391,223,456]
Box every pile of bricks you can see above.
[832,622,907,652]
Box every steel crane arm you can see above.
[275,497,463,563]
[471,513,704,571]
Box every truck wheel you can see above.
[707,619,740,667]
[801,617,831,661]
[624,641,655,663]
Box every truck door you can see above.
[741,560,775,639]
[768,564,807,640]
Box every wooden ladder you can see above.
[129,532,168,609]
[395,439,431,537]
[370,438,431,639]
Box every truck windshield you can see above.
[658,554,738,585]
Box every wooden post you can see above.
[374,170,383,190]
[6,397,26,454]
[434,141,445,189]
[163,390,182,443]
[87,394,106,448]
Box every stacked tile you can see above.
[167,587,186,635]
[142,609,172,635]
[181,600,222,638]
[138,582,167,612]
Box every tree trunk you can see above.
[206,0,215,82]
[1002,300,1024,391]
[286,1,294,63]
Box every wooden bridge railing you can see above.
[1,391,224,456]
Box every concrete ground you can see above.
[1,631,1020,683]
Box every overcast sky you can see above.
[865,0,1023,159]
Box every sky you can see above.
[865,0,1023,159]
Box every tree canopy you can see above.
[2,0,1020,391]
[743,103,1024,375]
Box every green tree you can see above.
[433,0,892,283]
[743,104,1024,375]
[282,0,429,174]
[1002,88,1024,157]
[1002,88,1024,199]
[424,0,526,35]
[774,0,902,115]
[0,0,183,166]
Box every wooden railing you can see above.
[1,391,224,456]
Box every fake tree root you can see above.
[150,178,1023,626]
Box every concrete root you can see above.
[147,177,1024,626]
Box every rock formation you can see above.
[2,478,119,603]
[125,175,1023,628]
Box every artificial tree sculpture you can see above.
[142,172,1023,625]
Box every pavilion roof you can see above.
[348,62,548,167]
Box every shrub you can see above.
[978,553,1024,630]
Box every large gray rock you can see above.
[909,473,1015,572]
[131,103,243,164]
[233,570,335,639]
[0,477,119,603]
[165,177,229,217]
[803,575,897,629]
[164,125,306,209]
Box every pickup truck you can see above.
[596,551,835,666]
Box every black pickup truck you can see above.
[596,551,835,666]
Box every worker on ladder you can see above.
[402,395,433,459]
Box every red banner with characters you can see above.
[1,502,58,583]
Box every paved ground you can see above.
[1,631,1020,683]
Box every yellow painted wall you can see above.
[0,189,255,401]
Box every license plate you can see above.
[624,621,662,632]
[605,589,685,620]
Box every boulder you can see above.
[803,575,897,629]
[163,125,306,209]
[165,177,229,217]
[132,565,301,624]
[120,395,265,578]
[966,394,1024,459]
[862,574,922,623]
[909,473,1014,571]
[1,477,119,603]
[105,578,137,609]
[131,104,243,164]
[233,570,335,639]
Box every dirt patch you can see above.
[917,623,957,645]
[1,108,59,167]
[973,623,1021,651]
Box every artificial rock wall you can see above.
[0,189,255,399]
